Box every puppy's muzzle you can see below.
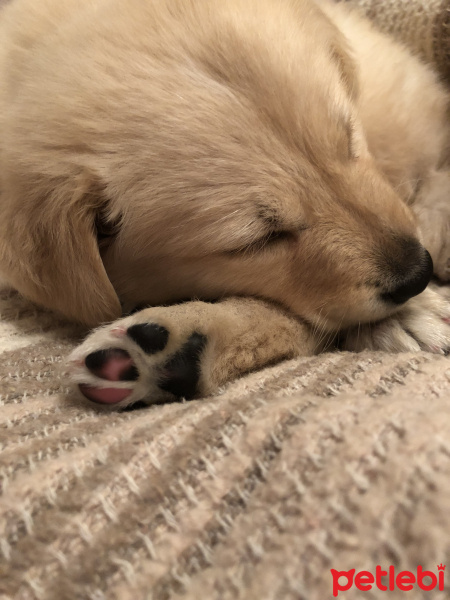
[381,244,433,305]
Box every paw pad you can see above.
[159,332,207,399]
[85,348,139,381]
[79,385,133,404]
[127,323,169,353]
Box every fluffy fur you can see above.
[0,0,449,407]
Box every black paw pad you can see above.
[85,349,114,372]
[127,323,169,354]
[158,332,207,399]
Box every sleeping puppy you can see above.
[0,0,449,407]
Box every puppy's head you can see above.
[98,0,430,331]
[0,0,431,331]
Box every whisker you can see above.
[315,312,332,350]
[324,307,348,352]
[311,304,326,340]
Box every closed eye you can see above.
[228,229,299,255]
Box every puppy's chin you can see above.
[307,299,399,334]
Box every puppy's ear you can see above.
[0,184,122,327]
[330,38,359,101]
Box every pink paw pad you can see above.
[84,348,139,382]
[79,385,133,404]
[79,348,139,405]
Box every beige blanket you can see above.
[1,1,450,598]
[342,0,450,81]
[1,288,450,600]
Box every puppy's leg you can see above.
[413,170,450,281]
[342,288,450,353]
[69,298,318,408]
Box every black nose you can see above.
[381,247,433,305]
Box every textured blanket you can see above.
[2,288,450,600]
[342,0,450,81]
[1,0,450,598]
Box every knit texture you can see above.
[1,289,450,600]
[342,0,450,82]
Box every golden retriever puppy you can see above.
[0,0,449,407]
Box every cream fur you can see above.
[0,0,449,406]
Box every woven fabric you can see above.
[342,0,450,82]
[1,289,450,600]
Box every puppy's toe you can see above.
[79,384,134,405]
[342,288,450,354]
[85,348,139,381]
[342,318,421,353]
[127,323,169,354]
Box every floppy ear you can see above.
[0,182,122,327]
[330,37,359,101]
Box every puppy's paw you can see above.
[68,311,209,409]
[342,288,450,354]
[67,297,317,410]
